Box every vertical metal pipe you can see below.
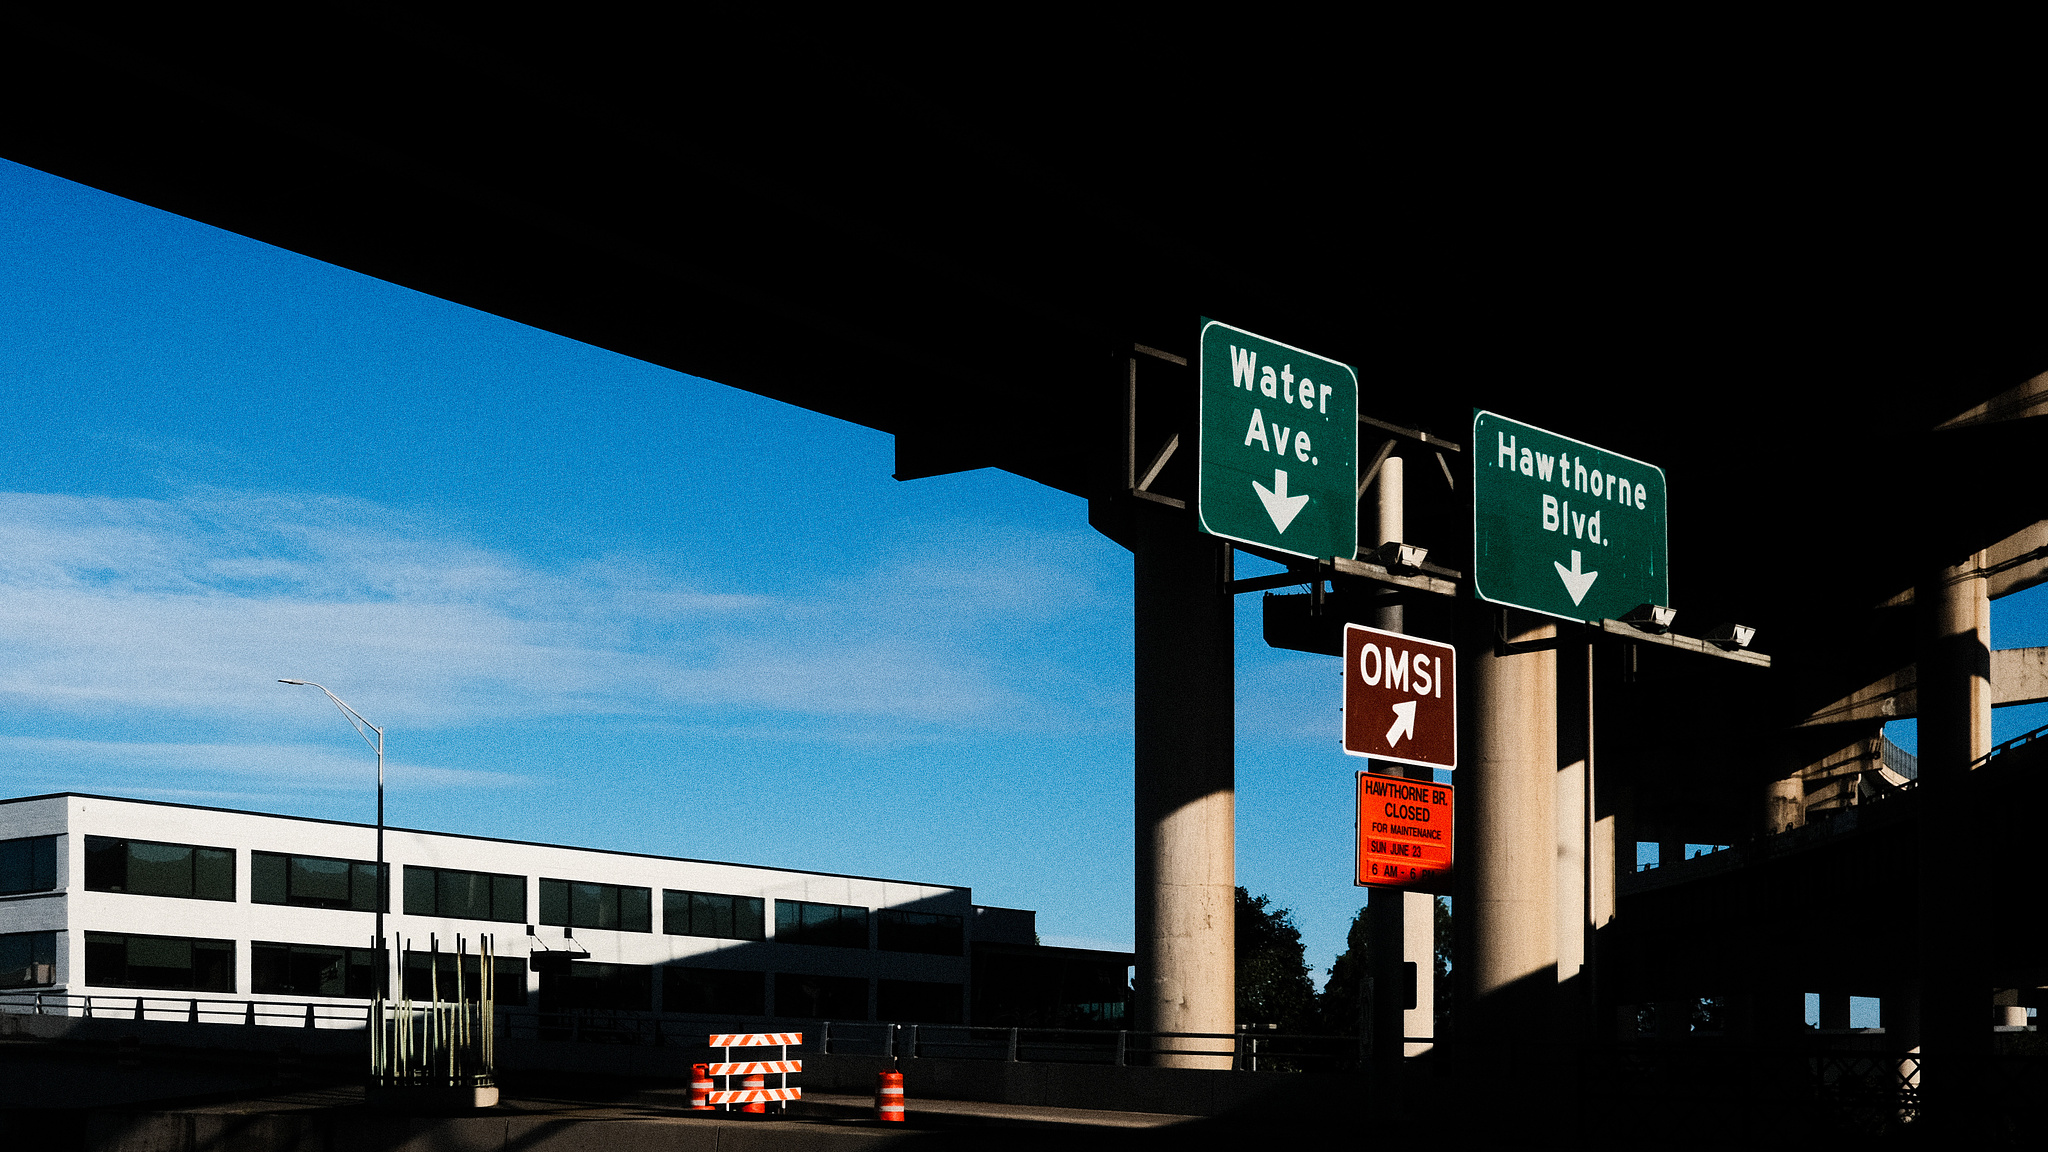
[1368,452,1411,1077]
[376,723,385,1003]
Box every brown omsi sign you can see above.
[1342,623,1457,771]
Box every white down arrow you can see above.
[1252,469,1309,533]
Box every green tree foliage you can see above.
[1435,895,1453,1036]
[1235,887,1316,1030]
[1317,903,1372,1035]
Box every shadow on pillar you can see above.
[1126,502,1235,1065]
[1915,567,1993,1133]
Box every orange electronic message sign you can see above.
[1356,771,1453,892]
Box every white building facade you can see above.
[0,793,1003,1026]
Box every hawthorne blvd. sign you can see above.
[1197,319,1358,560]
[1471,410,1668,623]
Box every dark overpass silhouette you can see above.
[7,15,2048,1136]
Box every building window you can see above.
[0,836,58,896]
[402,866,526,923]
[0,931,57,988]
[538,878,651,933]
[84,931,234,993]
[83,836,233,902]
[774,973,868,1019]
[251,942,383,999]
[773,900,868,948]
[251,852,386,912]
[401,950,527,1006]
[879,979,964,1024]
[878,910,963,956]
[662,890,766,941]
[662,966,765,1015]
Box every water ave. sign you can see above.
[1471,410,1668,624]
[1197,320,1358,560]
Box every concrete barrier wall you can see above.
[800,1052,1364,1117]
[2,1009,1364,1120]
[490,1039,1365,1118]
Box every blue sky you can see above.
[0,158,1369,975]
[4,157,2044,993]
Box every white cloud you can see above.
[0,736,520,789]
[0,488,1123,742]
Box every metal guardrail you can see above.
[501,1013,1394,1072]
[0,995,1416,1074]
[502,1011,669,1046]
[0,991,370,1029]
[1630,721,2048,895]
[816,1020,1387,1071]
[1968,718,2048,772]
[1884,718,2048,797]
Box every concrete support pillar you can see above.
[1918,553,1992,777]
[1131,510,1235,1068]
[1761,776,1803,834]
[1915,554,1992,1124]
[1991,990,2026,1028]
[1456,604,1558,1083]
[1879,981,1921,1049]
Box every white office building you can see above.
[0,792,1117,1028]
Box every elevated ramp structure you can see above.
[6,16,2048,1132]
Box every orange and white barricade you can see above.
[876,1069,905,1121]
[689,1063,714,1110]
[704,1032,802,1113]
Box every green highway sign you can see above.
[1197,319,1358,560]
[1471,410,1668,623]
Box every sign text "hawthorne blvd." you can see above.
[1470,411,1668,623]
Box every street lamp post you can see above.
[279,680,387,995]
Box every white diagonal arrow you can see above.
[1385,700,1417,748]
[1553,549,1599,606]
[1252,468,1310,533]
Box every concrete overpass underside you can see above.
[8,15,2048,1138]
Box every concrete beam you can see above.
[1992,646,2048,708]
[1797,666,1915,727]
[1796,647,2048,727]
[1935,372,2048,431]
[1987,521,2048,600]
[1868,519,2048,608]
